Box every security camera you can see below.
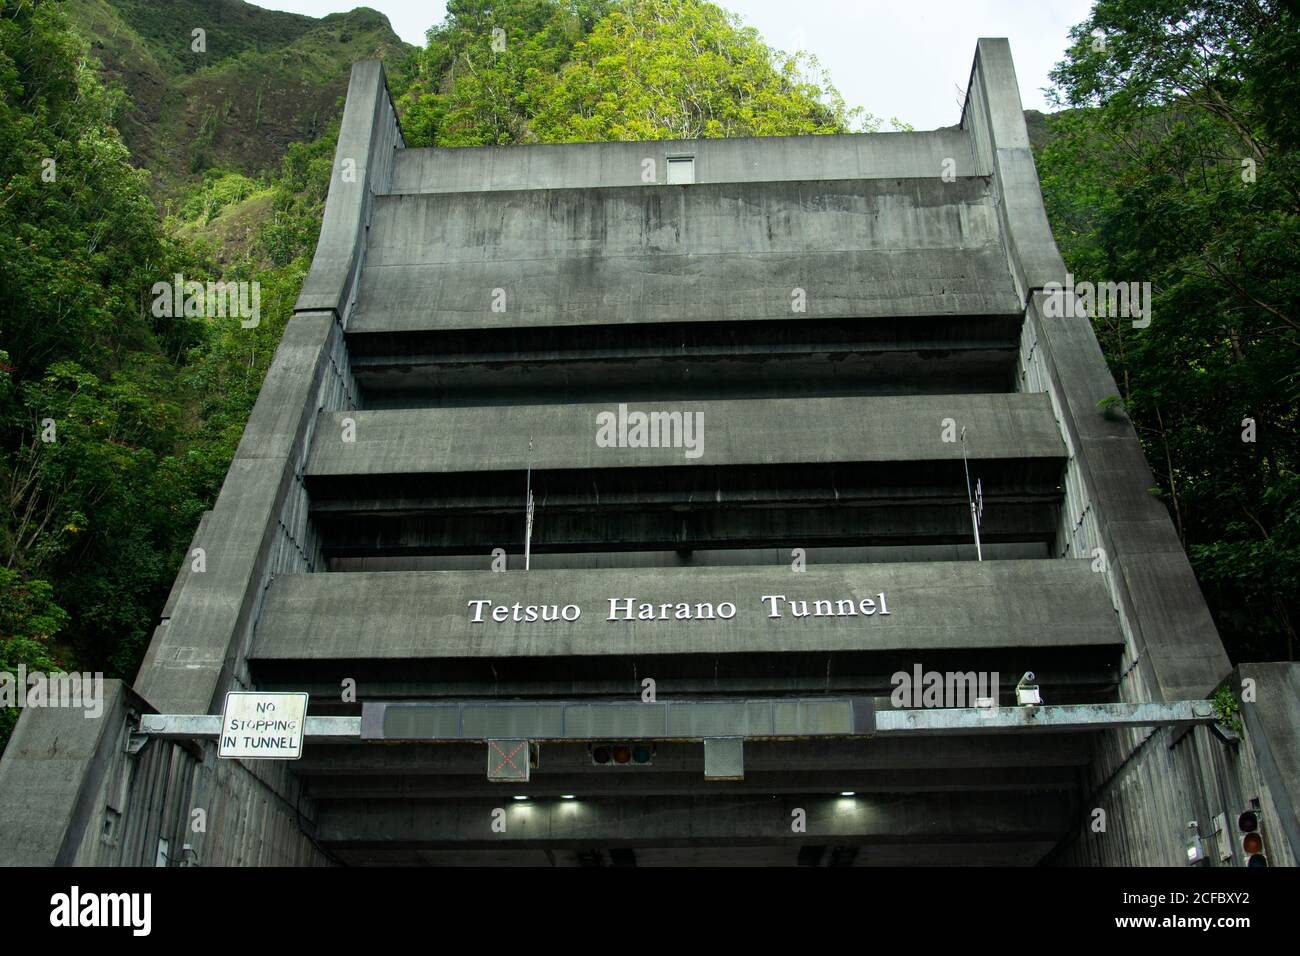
[1015,672,1042,707]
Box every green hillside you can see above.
[65,0,413,197]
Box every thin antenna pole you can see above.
[960,426,983,562]
[524,437,534,571]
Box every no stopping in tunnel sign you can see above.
[219,692,309,760]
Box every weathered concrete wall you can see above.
[391,128,977,194]
[296,60,404,322]
[351,176,1020,332]
[1018,295,1229,706]
[129,65,391,714]
[1055,664,1300,867]
[133,61,396,717]
[306,393,1063,476]
[970,32,1272,865]
[1,47,1261,869]
[250,560,1122,662]
[0,682,330,866]
[134,314,356,715]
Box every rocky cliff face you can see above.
[66,0,413,198]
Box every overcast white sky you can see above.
[253,0,1096,130]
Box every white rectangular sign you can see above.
[219,692,308,760]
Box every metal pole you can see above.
[524,437,534,571]
[960,427,983,561]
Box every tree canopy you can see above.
[397,0,864,146]
[1038,0,1299,660]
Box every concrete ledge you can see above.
[135,314,340,714]
[250,559,1123,662]
[351,177,1020,331]
[1024,292,1230,701]
[964,35,1232,701]
[0,680,139,865]
[305,393,1065,476]
[962,38,1065,298]
[392,128,978,194]
[295,60,403,319]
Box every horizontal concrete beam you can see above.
[250,560,1121,662]
[352,177,1020,332]
[315,791,1074,849]
[305,393,1065,477]
[391,129,979,194]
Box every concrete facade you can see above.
[2,42,1293,868]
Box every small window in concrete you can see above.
[667,156,695,185]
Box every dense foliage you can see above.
[397,0,864,146]
[0,0,337,750]
[2,0,193,687]
[1038,0,1299,661]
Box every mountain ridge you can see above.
[65,0,413,198]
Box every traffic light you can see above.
[590,743,655,766]
[1237,806,1269,867]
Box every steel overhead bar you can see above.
[137,698,1219,743]
[137,713,360,740]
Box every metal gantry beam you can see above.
[138,698,1219,743]
[138,714,360,740]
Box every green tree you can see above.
[535,0,863,141]
[397,0,865,147]
[1040,0,1299,660]
[398,0,612,146]
[0,567,68,750]
[1,0,203,687]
